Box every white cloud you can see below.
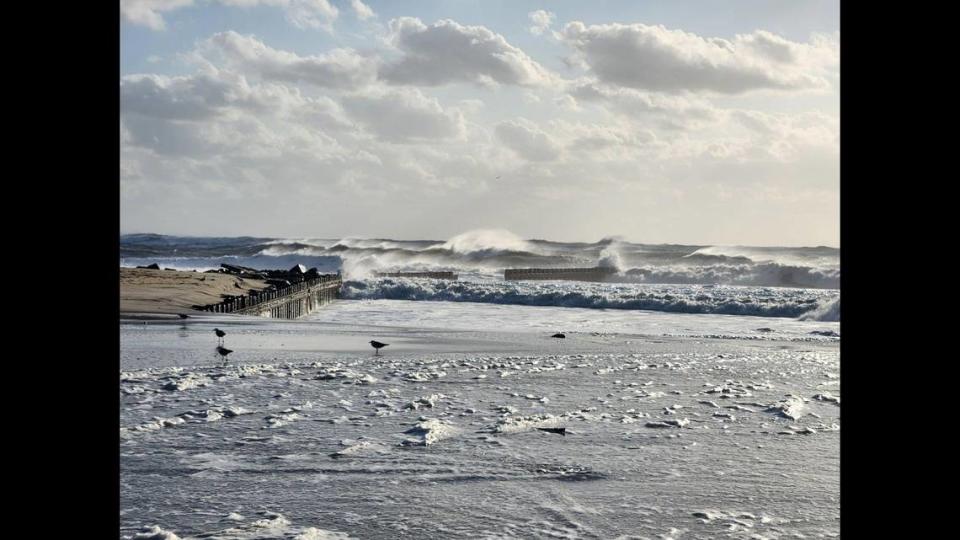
[219,1,338,29]
[122,0,338,31]
[121,0,194,31]
[570,82,720,129]
[380,17,553,86]
[730,110,839,160]
[280,0,339,30]
[494,119,562,162]
[201,31,378,89]
[559,21,837,94]
[340,88,466,143]
[350,0,375,20]
[121,17,838,243]
[120,73,236,120]
[120,68,357,158]
[528,10,555,36]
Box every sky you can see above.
[120,0,840,246]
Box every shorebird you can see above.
[369,340,389,355]
[215,345,233,363]
[214,328,226,344]
[551,333,566,338]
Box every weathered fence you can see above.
[196,273,342,319]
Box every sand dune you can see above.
[120,267,269,315]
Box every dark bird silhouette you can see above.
[369,340,389,355]
[537,427,566,436]
[214,328,226,344]
[215,345,233,363]
[551,333,566,338]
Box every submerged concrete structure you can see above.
[504,267,617,282]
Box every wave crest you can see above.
[799,297,840,321]
[342,278,838,319]
[441,229,536,255]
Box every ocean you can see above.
[120,230,839,321]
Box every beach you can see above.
[120,299,839,539]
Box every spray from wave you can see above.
[598,243,625,272]
[121,231,840,294]
[799,297,840,322]
[441,229,538,255]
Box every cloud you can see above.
[556,120,658,159]
[730,110,839,160]
[122,0,338,31]
[494,119,562,162]
[120,68,358,158]
[201,31,378,89]
[276,0,338,30]
[559,21,836,93]
[528,10,555,36]
[120,0,194,31]
[380,17,553,86]
[121,17,837,243]
[350,0,375,20]
[120,73,237,120]
[341,88,466,143]
[570,82,720,129]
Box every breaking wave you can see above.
[120,230,839,289]
[799,297,840,322]
[342,278,838,319]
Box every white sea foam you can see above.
[130,525,181,539]
[135,512,354,540]
[342,278,839,319]
[767,397,806,420]
[401,418,461,446]
[800,297,840,321]
[123,232,838,289]
[441,229,536,255]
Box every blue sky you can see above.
[120,1,839,246]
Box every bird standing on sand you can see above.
[214,328,226,344]
[369,340,389,355]
[551,333,565,339]
[216,345,233,363]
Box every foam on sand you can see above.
[766,397,806,420]
[126,512,353,540]
[130,525,181,540]
[330,439,391,458]
[401,418,461,446]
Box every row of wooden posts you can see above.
[199,273,342,315]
